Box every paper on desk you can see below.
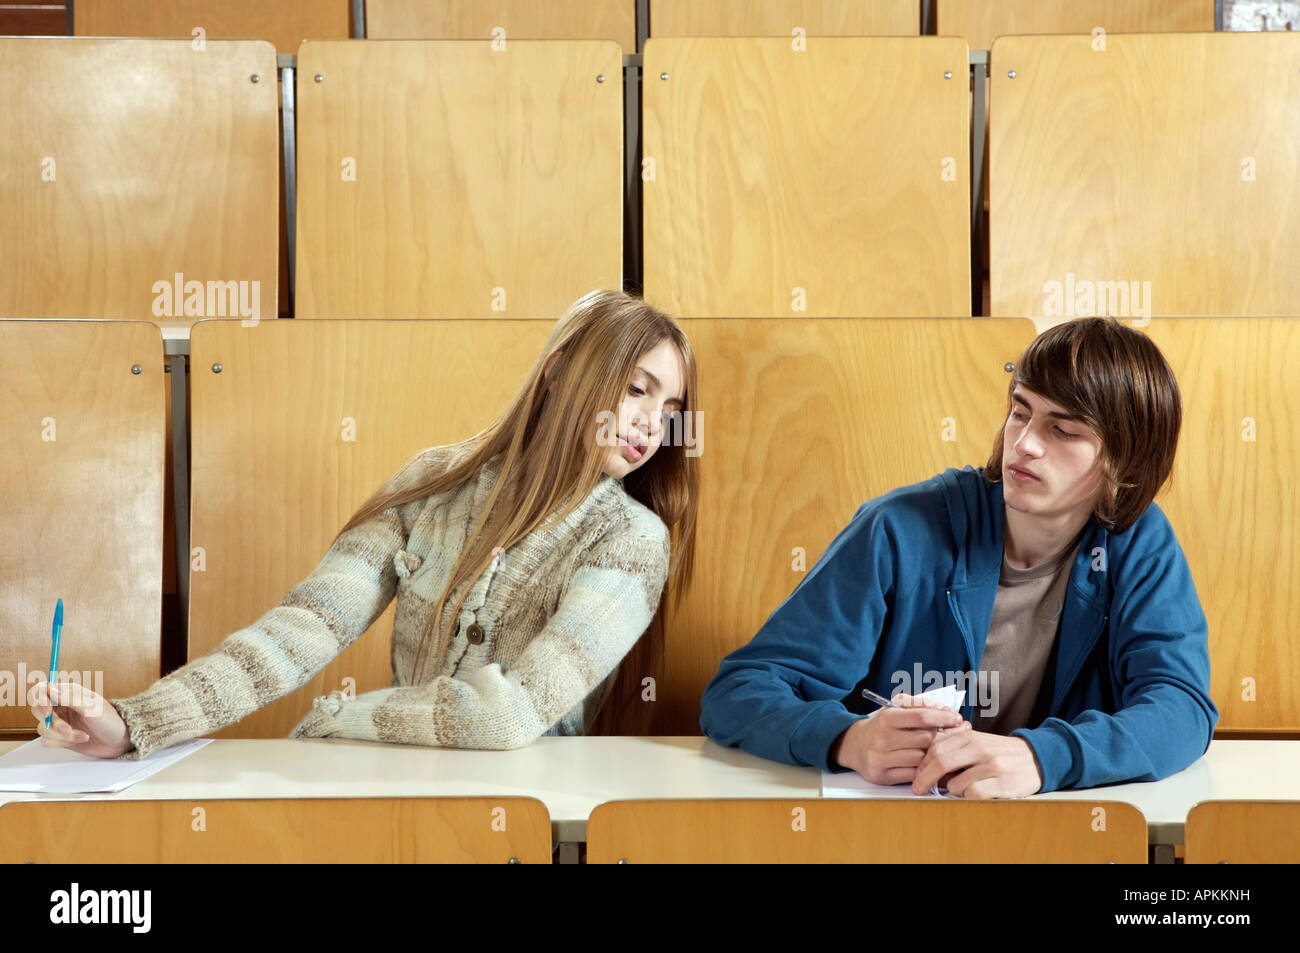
[821,771,956,798]
[823,684,966,798]
[0,738,211,794]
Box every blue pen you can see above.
[46,599,62,727]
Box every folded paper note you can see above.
[823,684,966,798]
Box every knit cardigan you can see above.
[110,444,672,759]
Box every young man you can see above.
[700,318,1218,798]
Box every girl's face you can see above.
[1001,386,1106,521]
[598,339,687,479]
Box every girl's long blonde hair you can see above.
[330,290,699,726]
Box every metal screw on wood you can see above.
[131,365,142,375]
[212,363,223,374]
[660,72,669,80]
[597,74,606,83]
[1008,70,1017,78]
[250,74,261,83]
[315,74,324,83]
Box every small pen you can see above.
[862,686,949,732]
[46,599,63,728]
[861,688,899,709]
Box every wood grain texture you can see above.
[367,0,636,52]
[650,0,920,37]
[588,798,1148,862]
[0,796,551,862]
[0,2,66,36]
[643,38,971,318]
[0,38,280,323]
[74,0,350,54]
[0,321,165,733]
[294,40,623,319]
[653,318,1032,733]
[186,318,551,740]
[1143,318,1300,731]
[1185,800,1300,862]
[938,0,1212,51]
[990,33,1300,318]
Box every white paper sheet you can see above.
[823,684,966,798]
[0,738,211,794]
[821,771,956,798]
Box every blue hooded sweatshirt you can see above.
[699,466,1218,793]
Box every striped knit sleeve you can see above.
[108,504,408,760]
[287,517,672,750]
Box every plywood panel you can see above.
[938,0,1211,51]
[643,38,970,318]
[0,797,551,862]
[75,0,350,54]
[1186,800,1300,862]
[0,38,280,325]
[0,320,165,733]
[368,0,635,52]
[650,0,920,37]
[1145,318,1300,732]
[295,40,623,318]
[589,798,1148,862]
[990,33,1300,319]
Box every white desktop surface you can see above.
[1,737,1295,844]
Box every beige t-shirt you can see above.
[972,531,1083,734]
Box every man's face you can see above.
[1001,386,1105,523]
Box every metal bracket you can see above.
[353,0,366,38]
[168,353,191,657]
[280,62,298,315]
[970,59,988,316]
[623,62,643,295]
[636,0,649,53]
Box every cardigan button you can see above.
[465,623,485,645]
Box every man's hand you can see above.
[913,726,1044,799]
[831,693,964,785]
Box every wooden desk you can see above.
[2,737,1296,847]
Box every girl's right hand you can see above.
[29,680,133,759]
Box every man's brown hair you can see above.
[985,318,1182,534]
